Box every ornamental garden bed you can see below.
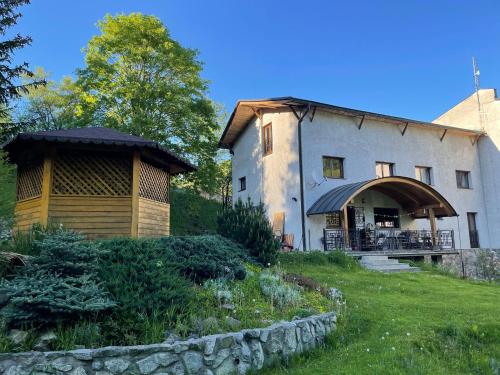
[0,229,340,354]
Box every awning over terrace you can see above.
[306,176,458,218]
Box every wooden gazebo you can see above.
[3,127,196,239]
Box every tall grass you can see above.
[279,250,360,270]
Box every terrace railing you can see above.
[323,228,455,252]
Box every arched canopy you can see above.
[307,176,458,218]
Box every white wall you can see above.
[302,110,489,249]
[231,106,492,250]
[232,110,303,248]
[434,89,500,249]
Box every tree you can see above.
[75,13,220,193]
[0,0,44,139]
[16,67,80,131]
[216,159,232,210]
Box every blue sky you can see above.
[11,0,500,121]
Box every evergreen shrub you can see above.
[159,235,248,283]
[217,199,280,265]
[97,238,194,316]
[0,230,114,327]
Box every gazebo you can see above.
[2,127,196,239]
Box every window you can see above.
[323,156,344,179]
[326,212,341,228]
[238,176,246,191]
[456,170,471,189]
[467,212,480,248]
[374,207,400,228]
[415,166,432,185]
[375,162,394,178]
[262,123,272,156]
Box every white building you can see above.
[219,91,500,254]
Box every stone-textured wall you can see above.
[0,312,336,375]
[442,249,500,280]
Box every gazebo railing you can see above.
[323,228,455,251]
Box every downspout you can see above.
[290,105,310,251]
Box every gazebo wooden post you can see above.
[130,151,140,238]
[429,207,437,249]
[342,207,350,250]
[39,150,54,227]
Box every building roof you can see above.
[2,127,196,174]
[218,96,485,148]
[306,176,458,218]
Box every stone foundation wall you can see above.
[0,312,336,375]
[442,249,500,280]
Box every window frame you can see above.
[238,176,246,192]
[322,156,345,179]
[415,166,432,185]
[262,123,273,156]
[455,170,471,189]
[373,207,400,228]
[375,161,394,178]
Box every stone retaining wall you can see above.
[442,249,500,280]
[0,312,336,375]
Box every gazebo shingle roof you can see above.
[3,127,196,174]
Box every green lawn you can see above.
[264,255,500,375]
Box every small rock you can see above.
[34,331,57,351]
[221,303,235,311]
[164,332,181,344]
[187,333,199,340]
[136,356,158,374]
[182,351,203,374]
[73,368,87,375]
[7,329,28,346]
[73,349,93,361]
[225,317,241,331]
[92,360,103,371]
[52,359,73,372]
[104,358,130,374]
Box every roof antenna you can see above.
[472,57,485,131]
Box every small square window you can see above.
[239,177,246,191]
[456,170,471,189]
[323,156,344,179]
[262,123,272,156]
[375,162,394,178]
[415,166,432,184]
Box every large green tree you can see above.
[16,67,80,131]
[75,13,220,193]
[0,0,44,140]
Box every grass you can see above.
[261,253,500,375]
[170,189,222,235]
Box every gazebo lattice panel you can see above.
[139,161,170,203]
[52,153,132,196]
[16,162,43,201]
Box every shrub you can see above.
[159,235,248,283]
[98,238,194,316]
[217,198,280,265]
[0,230,114,328]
